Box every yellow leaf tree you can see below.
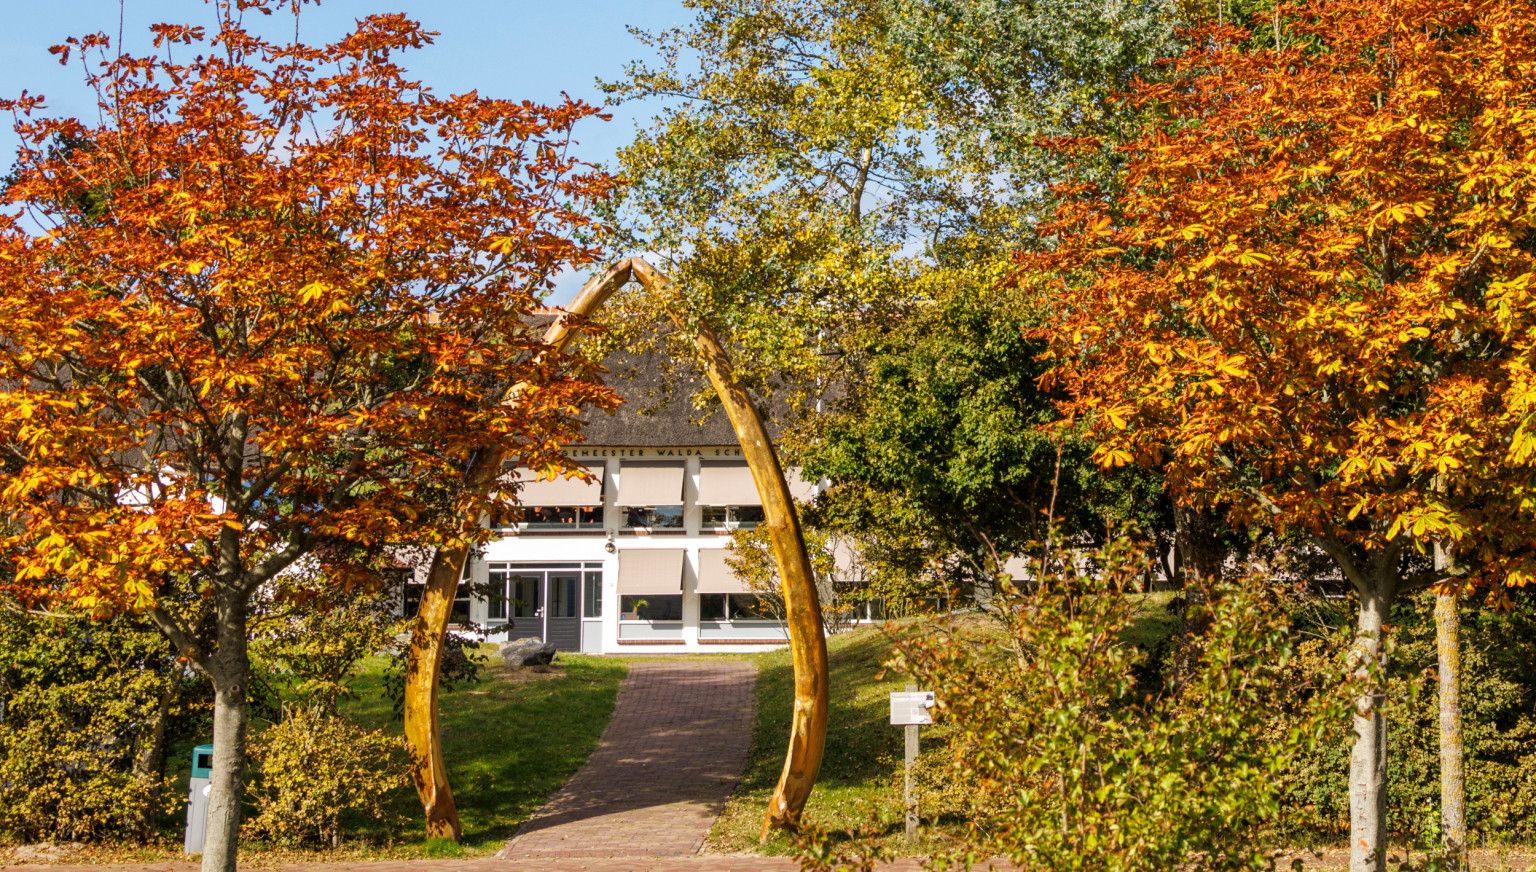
[0,6,613,871]
[1031,3,1536,870]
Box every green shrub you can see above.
[857,538,1349,871]
[244,707,408,847]
[251,578,404,713]
[0,671,177,841]
[0,611,204,843]
[1274,588,1536,846]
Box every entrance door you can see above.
[545,572,581,651]
[501,572,544,644]
[487,563,600,652]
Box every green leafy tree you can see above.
[799,279,1172,603]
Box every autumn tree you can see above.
[1031,2,1536,870]
[0,4,612,870]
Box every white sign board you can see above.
[889,690,936,726]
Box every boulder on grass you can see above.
[499,638,556,668]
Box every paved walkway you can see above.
[2,858,816,871]
[497,658,758,861]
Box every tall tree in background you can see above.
[800,280,1171,597]
[604,0,927,833]
[890,0,1185,220]
[1031,3,1536,870]
[0,4,612,869]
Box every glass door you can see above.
[545,572,581,651]
[486,563,601,651]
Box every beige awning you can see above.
[785,467,819,502]
[696,463,760,506]
[615,462,685,506]
[831,538,862,581]
[617,549,685,595]
[513,464,604,506]
[696,548,751,594]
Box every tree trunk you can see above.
[629,258,829,834]
[403,545,469,840]
[135,674,177,836]
[200,598,250,872]
[1435,580,1467,870]
[400,261,631,840]
[1349,582,1393,872]
[1172,502,1224,591]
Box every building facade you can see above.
[444,359,819,654]
[460,444,816,654]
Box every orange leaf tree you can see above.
[1030,3,1536,870]
[0,5,613,871]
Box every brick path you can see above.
[496,658,758,861]
[0,858,815,871]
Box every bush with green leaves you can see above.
[847,538,1350,871]
[243,706,408,847]
[1274,588,1536,846]
[250,576,405,713]
[0,609,204,843]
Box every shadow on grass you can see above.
[342,653,627,854]
[709,626,910,855]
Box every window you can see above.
[623,505,684,531]
[834,581,886,622]
[451,563,472,624]
[548,574,579,618]
[582,570,602,618]
[701,505,765,531]
[620,594,682,621]
[493,505,604,531]
[488,577,508,620]
[699,593,776,621]
[509,575,540,618]
[487,567,540,621]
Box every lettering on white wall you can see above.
[567,446,744,459]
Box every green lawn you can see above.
[339,650,627,857]
[706,624,914,856]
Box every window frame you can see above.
[621,504,686,532]
[700,504,765,531]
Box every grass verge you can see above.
[341,651,628,856]
[705,625,910,856]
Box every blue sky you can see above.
[0,0,690,299]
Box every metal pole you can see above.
[904,682,919,844]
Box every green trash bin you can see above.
[183,743,214,854]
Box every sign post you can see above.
[889,685,935,845]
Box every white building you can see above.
[445,368,818,655]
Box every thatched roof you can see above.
[577,351,739,447]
